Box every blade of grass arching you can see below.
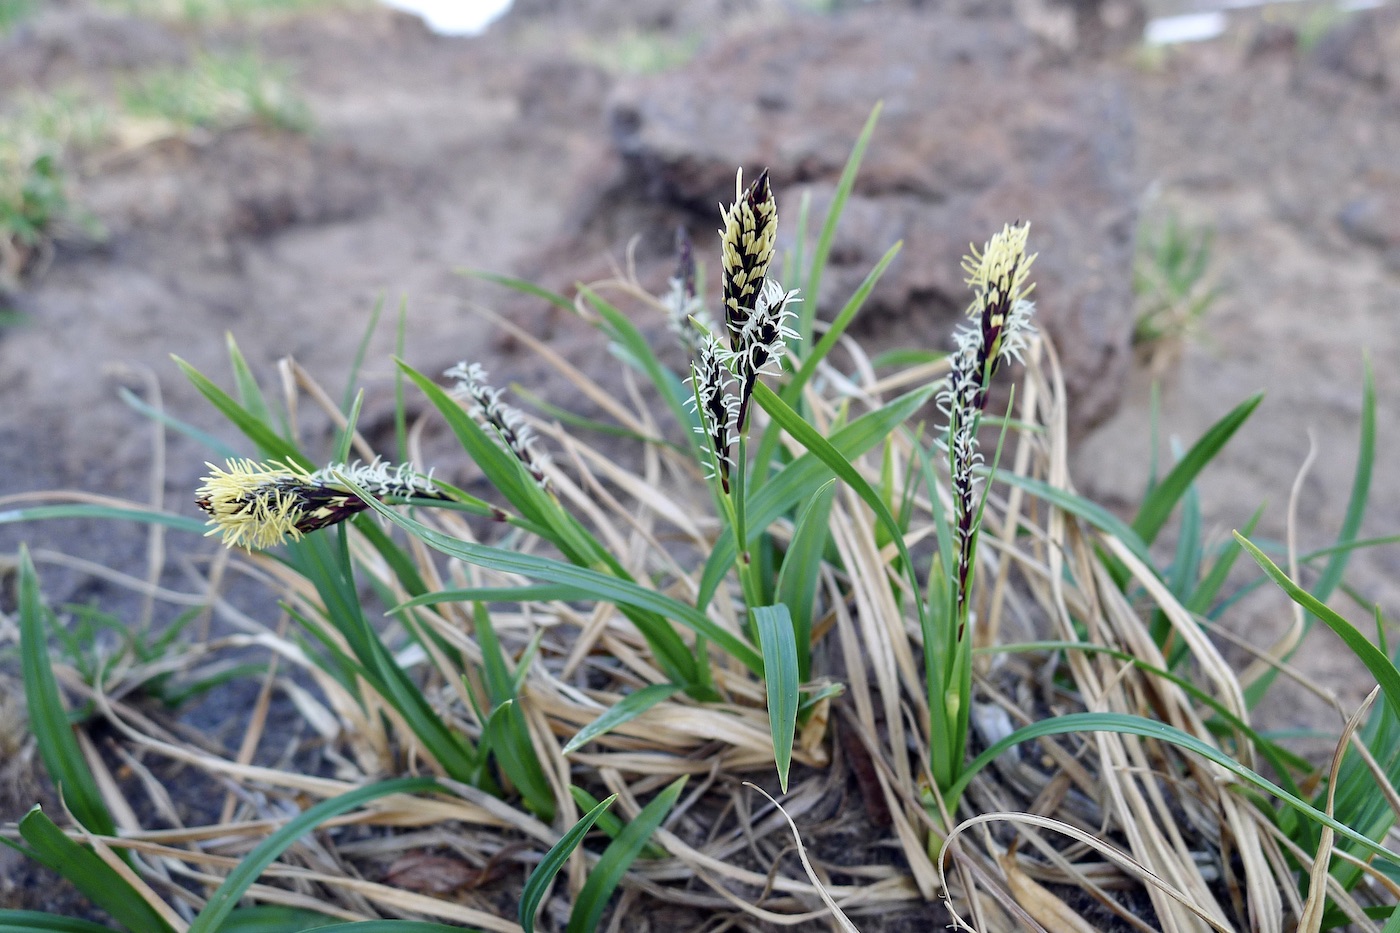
[17,548,114,837]
[775,480,836,681]
[945,713,1400,866]
[119,385,240,459]
[400,584,585,611]
[561,684,680,755]
[17,808,174,933]
[459,269,576,313]
[579,288,694,440]
[173,356,309,468]
[484,700,556,820]
[520,794,617,933]
[566,776,687,933]
[698,383,936,607]
[1237,533,1400,730]
[398,362,608,567]
[342,294,385,415]
[1210,534,1400,628]
[754,604,800,792]
[363,487,752,677]
[799,102,881,344]
[398,362,543,511]
[187,776,439,933]
[0,504,207,536]
[1132,393,1262,545]
[224,333,277,431]
[987,640,1311,796]
[0,912,119,933]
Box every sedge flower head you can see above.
[685,332,740,486]
[719,168,778,342]
[197,457,441,551]
[446,361,552,488]
[737,277,802,377]
[197,459,324,551]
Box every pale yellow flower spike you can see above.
[196,459,310,551]
[960,221,1036,321]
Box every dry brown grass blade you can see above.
[943,814,1236,933]
[745,782,860,932]
[1298,688,1378,933]
[996,847,1100,933]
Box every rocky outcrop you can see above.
[519,6,1137,432]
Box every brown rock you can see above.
[524,7,1137,432]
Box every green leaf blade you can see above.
[562,684,680,756]
[754,605,800,792]
[17,548,114,838]
[519,794,618,933]
[566,777,687,933]
[17,807,173,932]
[187,777,439,933]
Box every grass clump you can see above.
[0,92,110,286]
[2,106,1399,932]
[122,51,313,135]
[1133,208,1224,366]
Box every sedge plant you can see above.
[5,105,1400,929]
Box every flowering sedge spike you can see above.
[312,458,443,499]
[734,277,801,429]
[196,457,443,550]
[446,361,552,489]
[958,221,1037,410]
[938,222,1038,623]
[664,226,714,354]
[719,168,778,343]
[685,332,739,492]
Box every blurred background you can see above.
[0,0,1397,863]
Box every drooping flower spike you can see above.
[685,331,740,491]
[196,457,443,550]
[663,226,715,355]
[445,361,552,489]
[734,277,801,429]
